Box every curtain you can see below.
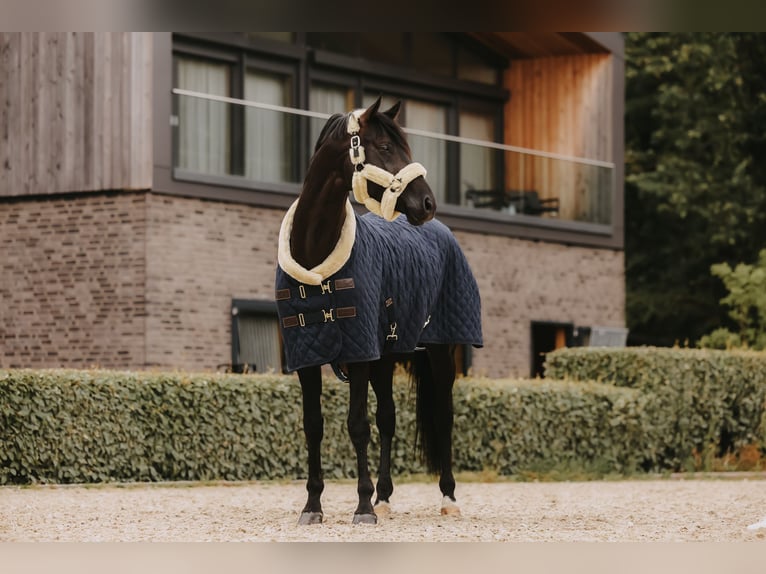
[404,100,447,204]
[244,70,292,183]
[310,83,354,150]
[177,58,231,175]
[459,110,496,206]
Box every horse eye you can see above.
[379,143,390,152]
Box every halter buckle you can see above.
[350,135,360,148]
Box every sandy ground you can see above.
[3,477,766,542]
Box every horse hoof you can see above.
[440,496,461,517]
[352,513,378,525]
[374,501,391,518]
[298,512,323,525]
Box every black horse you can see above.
[275,97,482,525]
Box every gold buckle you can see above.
[298,313,306,327]
[321,280,333,295]
[323,309,335,322]
[299,285,307,299]
[386,322,398,341]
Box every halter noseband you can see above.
[347,109,427,222]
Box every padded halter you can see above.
[347,109,427,221]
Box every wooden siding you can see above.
[504,54,613,223]
[0,32,153,197]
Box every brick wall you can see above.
[1,191,625,377]
[144,194,283,370]
[456,231,625,378]
[0,192,147,368]
[143,195,624,378]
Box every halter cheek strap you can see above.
[347,109,427,222]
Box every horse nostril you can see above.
[424,195,434,213]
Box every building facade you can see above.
[0,32,626,378]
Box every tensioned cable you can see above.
[172,88,616,170]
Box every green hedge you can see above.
[545,347,766,469]
[1,369,652,484]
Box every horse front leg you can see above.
[297,365,324,525]
[369,356,396,518]
[346,362,377,524]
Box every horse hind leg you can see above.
[346,362,377,524]
[412,344,461,517]
[370,357,396,518]
[297,366,325,525]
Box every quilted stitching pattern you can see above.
[276,213,482,372]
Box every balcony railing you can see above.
[172,89,615,226]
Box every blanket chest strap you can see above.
[276,278,355,301]
[282,306,357,328]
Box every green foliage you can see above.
[625,33,766,346]
[699,249,766,350]
[2,368,654,484]
[6,353,764,484]
[545,347,766,469]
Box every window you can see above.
[244,69,294,182]
[309,81,355,149]
[401,99,449,204]
[231,300,283,374]
[173,39,300,185]
[176,56,231,175]
[172,33,508,207]
[530,321,574,378]
[459,108,498,206]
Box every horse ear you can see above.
[383,101,402,122]
[359,96,382,126]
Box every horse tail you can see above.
[409,348,442,474]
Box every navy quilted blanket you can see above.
[275,213,483,372]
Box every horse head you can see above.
[312,97,437,226]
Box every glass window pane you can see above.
[244,70,294,183]
[310,82,355,150]
[403,100,448,205]
[236,314,282,374]
[176,57,231,175]
[460,110,496,207]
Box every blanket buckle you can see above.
[323,309,335,322]
[298,313,306,327]
[321,280,333,295]
[386,322,398,342]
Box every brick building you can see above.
[0,33,626,378]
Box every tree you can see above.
[699,249,766,350]
[625,33,766,346]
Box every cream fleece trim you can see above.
[277,199,357,285]
[352,162,427,221]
